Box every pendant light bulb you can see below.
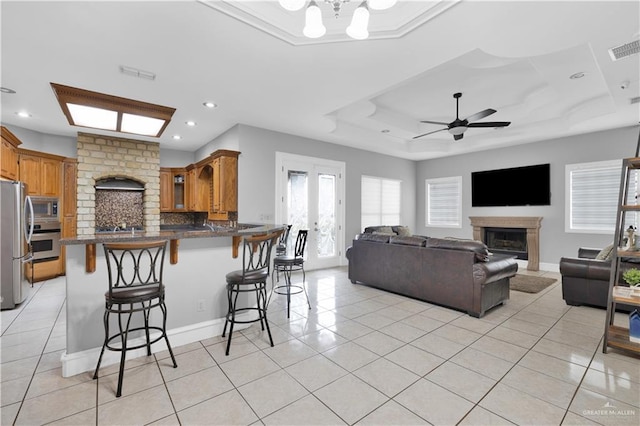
[303,1,326,38]
[279,0,306,11]
[346,1,370,40]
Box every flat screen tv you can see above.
[472,163,551,207]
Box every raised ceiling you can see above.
[1,1,639,160]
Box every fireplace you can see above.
[484,227,528,260]
[469,216,542,271]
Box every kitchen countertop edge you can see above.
[60,223,287,245]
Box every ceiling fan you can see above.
[413,92,511,141]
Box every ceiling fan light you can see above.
[368,0,397,10]
[449,126,467,136]
[279,0,306,12]
[346,2,369,40]
[303,1,326,38]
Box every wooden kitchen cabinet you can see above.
[160,149,238,217]
[18,149,63,196]
[19,153,42,194]
[160,168,172,212]
[1,126,21,180]
[59,158,77,276]
[62,158,77,239]
[160,167,189,211]
[194,165,212,212]
[186,165,208,212]
[172,169,186,211]
[41,158,61,196]
[209,150,239,220]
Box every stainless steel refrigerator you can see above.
[1,181,34,309]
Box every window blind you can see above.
[568,160,637,232]
[361,176,401,229]
[426,176,462,228]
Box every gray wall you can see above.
[416,125,639,266]
[159,148,195,167]
[5,124,76,157]
[235,125,417,254]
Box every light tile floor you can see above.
[2,267,639,425]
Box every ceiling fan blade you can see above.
[464,108,496,123]
[467,121,511,128]
[413,128,447,139]
[453,134,464,141]
[420,120,449,126]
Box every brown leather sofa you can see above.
[346,234,518,317]
[560,247,634,311]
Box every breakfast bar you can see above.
[59,224,286,377]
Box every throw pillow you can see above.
[596,243,615,261]
[392,226,412,237]
[389,235,427,247]
[426,237,490,262]
[364,226,394,235]
[358,233,391,243]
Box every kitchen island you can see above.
[59,224,286,377]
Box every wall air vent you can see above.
[609,39,640,61]
[631,96,640,105]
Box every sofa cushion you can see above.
[364,226,395,235]
[595,243,615,260]
[426,237,490,262]
[358,233,391,243]
[389,235,427,247]
[392,226,412,237]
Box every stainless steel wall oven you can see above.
[31,221,61,261]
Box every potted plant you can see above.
[622,268,640,288]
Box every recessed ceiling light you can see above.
[1,87,16,94]
[173,135,181,140]
[203,101,217,108]
[16,111,31,118]
[185,121,197,127]
[569,72,586,79]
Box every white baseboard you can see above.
[61,314,251,378]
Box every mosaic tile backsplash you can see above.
[160,212,208,226]
[95,190,144,229]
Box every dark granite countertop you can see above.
[60,223,287,245]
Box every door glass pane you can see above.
[288,170,308,240]
[317,173,336,257]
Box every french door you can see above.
[275,153,345,270]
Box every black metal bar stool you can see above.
[276,224,292,256]
[222,231,281,356]
[93,240,177,397]
[270,229,311,318]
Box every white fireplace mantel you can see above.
[469,216,542,271]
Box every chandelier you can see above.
[278,0,398,40]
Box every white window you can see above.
[566,159,637,233]
[361,176,401,228]
[426,176,462,228]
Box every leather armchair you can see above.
[560,247,634,311]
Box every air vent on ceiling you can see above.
[631,96,640,105]
[119,65,156,81]
[608,39,640,61]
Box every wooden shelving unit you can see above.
[603,157,640,355]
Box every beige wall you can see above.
[76,132,160,235]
